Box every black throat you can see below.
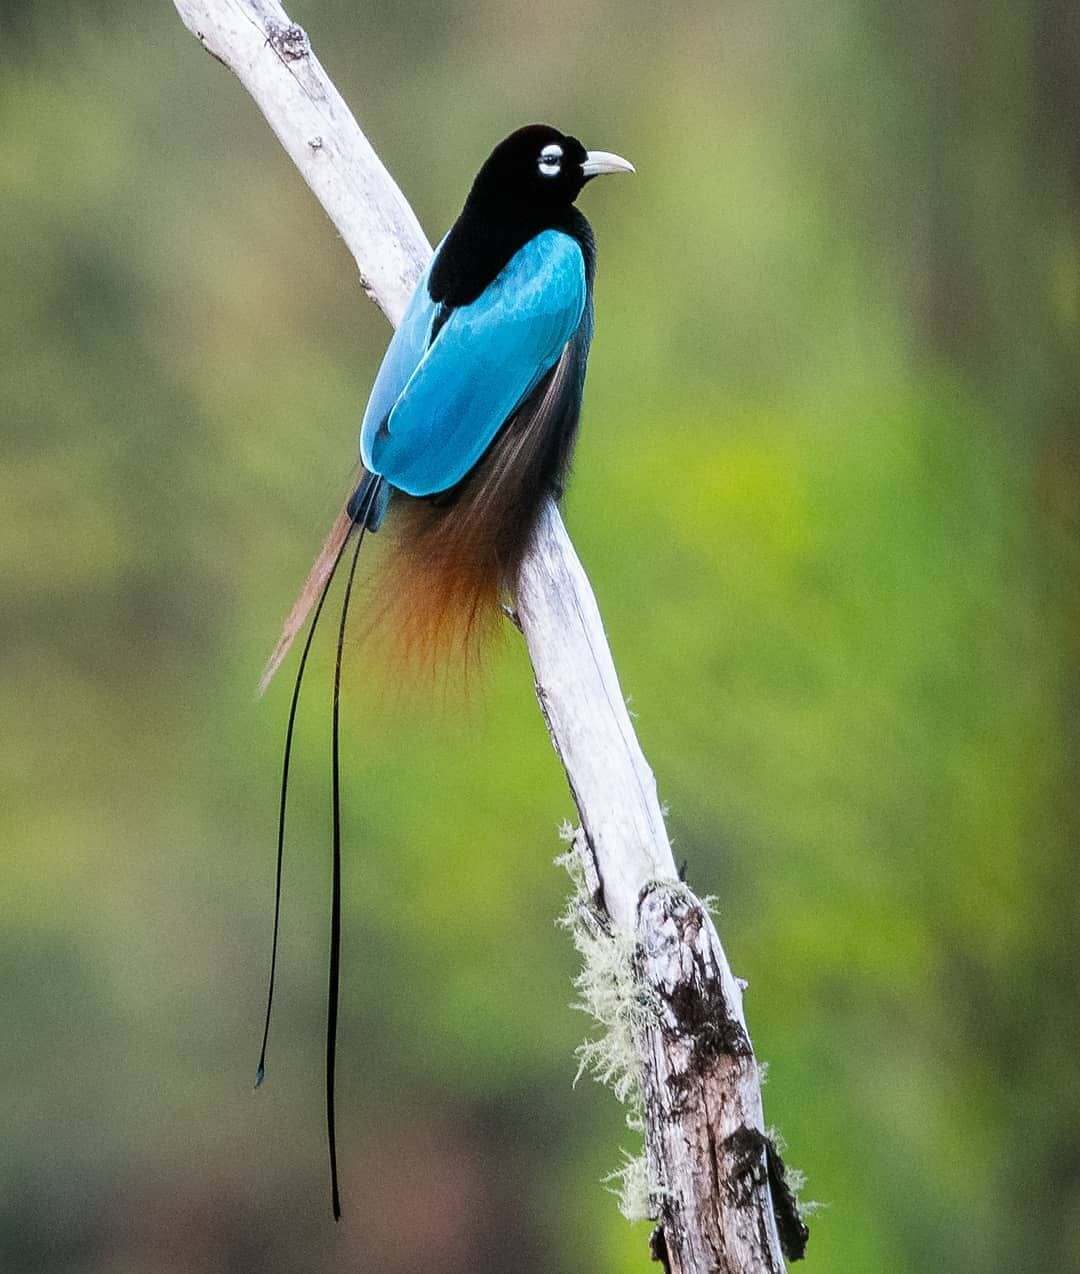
[429,202,595,311]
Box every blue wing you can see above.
[358,254,442,459]
[360,230,587,497]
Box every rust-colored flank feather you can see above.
[258,501,356,697]
[380,348,574,670]
[260,345,575,690]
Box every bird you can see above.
[252,124,634,1220]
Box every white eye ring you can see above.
[538,143,563,177]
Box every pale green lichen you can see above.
[558,830,815,1233]
[767,1126,823,1220]
[603,1150,653,1223]
[556,827,659,1221]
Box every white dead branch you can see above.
[171,3,807,1268]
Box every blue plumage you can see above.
[360,230,587,496]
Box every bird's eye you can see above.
[538,143,563,177]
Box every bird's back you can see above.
[370,211,596,668]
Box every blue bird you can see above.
[254,124,633,1219]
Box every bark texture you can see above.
[636,885,807,1274]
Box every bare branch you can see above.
[171,3,804,1268]
[516,501,676,930]
[174,0,428,323]
[636,885,807,1273]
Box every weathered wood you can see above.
[171,3,803,1267]
[173,0,429,322]
[515,501,676,932]
[636,885,807,1273]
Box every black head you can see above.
[430,124,633,308]
[465,124,634,217]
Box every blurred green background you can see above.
[3,1,1078,1270]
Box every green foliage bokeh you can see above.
[2,2,1078,1271]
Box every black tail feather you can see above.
[254,474,384,1223]
[327,520,366,1221]
[346,469,391,528]
[255,525,356,1090]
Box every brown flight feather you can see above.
[257,472,362,697]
